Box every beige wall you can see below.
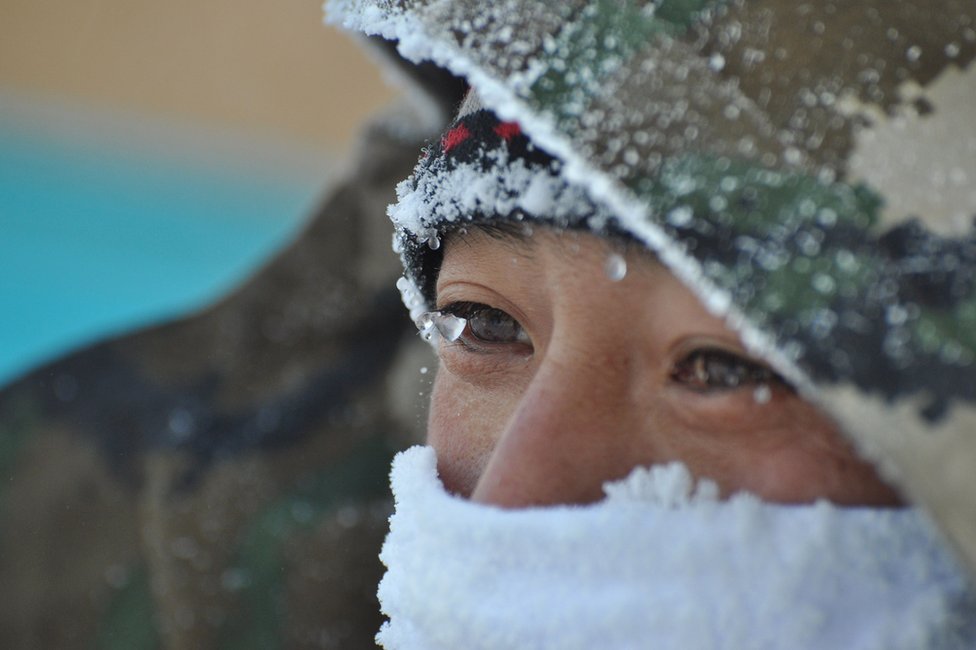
[0,0,396,152]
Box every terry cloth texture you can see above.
[377,446,976,650]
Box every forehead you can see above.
[439,226,617,287]
[436,224,744,351]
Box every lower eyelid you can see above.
[437,340,528,380]
[668,376,792,408]
[454,335,532,356]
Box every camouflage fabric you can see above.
[0,66,461,647]
[329,0,976,573]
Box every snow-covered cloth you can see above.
[328,0,976,574]
[377,446,976,650]
[388,105,614,318]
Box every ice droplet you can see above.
[667,205,694,227]
[945,42,961,58]
[416,313,437,342]
[817,208,838,227]
[906,45,922,62]
[720,175,739,192]
[753,384,772,404]
[434,313,467,341]
[708,53,726,71]
[420,366,429,375]
[605,253,627,281]
[810,308,838,338]
[886,304,908,326]
[783,147,802,165]
[426,233,441,250]
[812,273,836,294]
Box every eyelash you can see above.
[438,301,531,350]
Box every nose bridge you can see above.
[471,335,645,507]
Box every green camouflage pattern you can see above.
[330,0,976,572]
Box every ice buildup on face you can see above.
[604,253,628,281]
[415,310,467,343]
[432,312,466,341]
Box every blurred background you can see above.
[0,3,452,648]
[0,0,395,385]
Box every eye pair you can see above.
[417,302,788,392]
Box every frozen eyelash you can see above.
[431,302,531,348]
[415,310,467,342]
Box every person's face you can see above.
[426,226,902,508]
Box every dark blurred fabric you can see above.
[0,65,458,647]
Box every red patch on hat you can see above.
[493,121,521,141]
[441,123,471,153]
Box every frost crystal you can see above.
[603,461,719,506]
[397,276,428,324]
[415,311,467,343]
[666,205,693,227]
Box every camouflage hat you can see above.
[328,0,976,572]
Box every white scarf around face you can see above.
[376,446,976,650]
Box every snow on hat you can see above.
[390,92,616,322]
[333,0,976,571]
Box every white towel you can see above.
[377,446,976,649]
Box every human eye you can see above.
[437,301,532,352]
[670,347,789,392]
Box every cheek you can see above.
[655,390,901,506]
[427,367,508,496]
[718,402,902,506]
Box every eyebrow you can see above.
[445,219,537,250]
[445,218,660,263]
